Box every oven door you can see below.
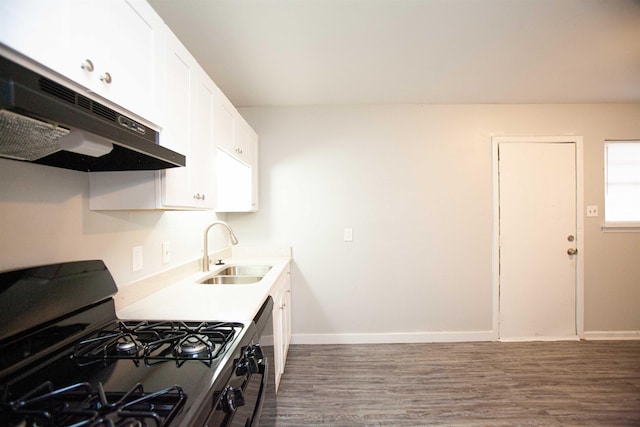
[252,297,275,426]
[205,298,273,427]
[205,341,267,427]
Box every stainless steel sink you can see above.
[215,265,272,276]
[199,275,263,285]
[198,265,272,285]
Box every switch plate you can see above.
[132,246,143,271]
[586,205,598,217]
[162,241,171,264]
[343,228,353,242]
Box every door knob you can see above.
[567,248,578,255]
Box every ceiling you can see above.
[148,0,640,107]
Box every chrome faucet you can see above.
[203,221,239,271]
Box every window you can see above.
[604,140,640,227]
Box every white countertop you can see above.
[116,254,291,322]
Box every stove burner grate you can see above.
[6,381,185,427]
[72,321,242,367]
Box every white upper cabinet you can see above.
[89,27,217,210]
[0,0,163,125]
[248,127,259,211]
[216,90,259,212]
[0,0,71,73]
[217,89,237,156]
[217,90,253,163]
[2,0,258,212]
[160,30,216,209]
[67,0,164,124]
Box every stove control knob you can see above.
[221,386,245,413]
[236,358,248,376]
[236,353,259,375]
[251,344,264,360]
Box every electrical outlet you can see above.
[586,205,598,217]
[132,246,143,271]
[162,241,171,264]
[343,228,353,242]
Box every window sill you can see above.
[601,222,640,232]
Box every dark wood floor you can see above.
[262,340,640,426]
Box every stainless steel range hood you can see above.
[0,55,185,172]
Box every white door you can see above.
[498,141,578,340]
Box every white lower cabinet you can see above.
[272,266,292,391]
[89,29,217,210]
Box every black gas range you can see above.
[0,260,273,426]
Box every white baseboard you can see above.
[291,330,496,345]
[499,335,580,342]
[290,330,640,345]
[583,330,640,340]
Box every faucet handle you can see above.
[215,259,225,265]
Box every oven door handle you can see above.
[250,356,268,427]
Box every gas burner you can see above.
[116,337,138,354]
[73,329,144,365]
[176,335,211,358]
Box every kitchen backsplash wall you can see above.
[0,160,228,287]
[232,103,640,340]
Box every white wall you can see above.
[232,104,640,342]
[0,160,229,287]
[2,104,638,340]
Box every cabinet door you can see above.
[217,89,236,155]
[234,115,251,162]
[161,31,193,207]
[216,117,258,212]
[273,289,285,391]
[190,70,217,208]
[104,0,163,123]
[89,27,216,211]
[272,268,291,392]
[249,128,259,211]
[67,0,162,123]
[0,0,71,72]
[67,0,110,90]
[161,31,215,209]
[283,277,292,362]
[1,0,161,123]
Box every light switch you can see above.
[586,205,598,217]
[132,246,143,271]
[343,228,353,242]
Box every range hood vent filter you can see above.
[0,109,70,161]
